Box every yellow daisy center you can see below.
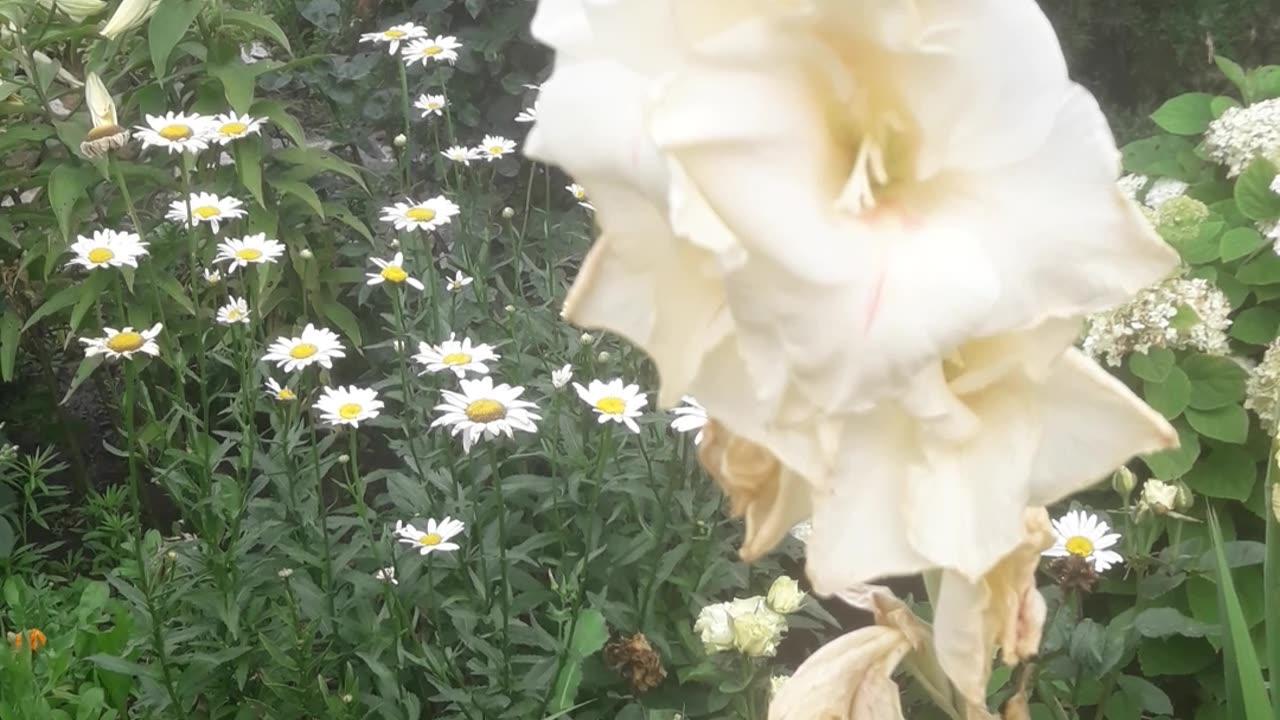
[338,403,363,420]
[1065,536,1094,557]
[423,45,443,56]
[158,124,192,140]
[595,396,626,415]
[418,533,443,546]
[289,343,318,360]
[487,145,504,155]
[381,266,409,283]
[106,331,145,353]
[219,122,248,137]
[277,389,296,401]
[384,29,406,38]
[236,248,263,261]
[406,207,436,222]
[88,247,115,264]
[442,352,472,366]
[194,206,221,219]
[465,398,506,423]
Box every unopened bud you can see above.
[597,351,610,362]
[501,206,515,219]
[579,332,594,344]
[299,248,313,260]
[338,454,350,464]
[393,133,406,148]
[389,238,400,248]
[277,568,294,579]
[504,304,516,313]
[1173,481,1194,512]
[166,550,177,560]
[342,694,353,703]
[1111,467,1136,497]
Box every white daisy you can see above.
[262,324,346,372]
[380,197,460,232]
[264,377,296,401]
[476,135,516,162]
[430,376,540,453]
[670,396,708,444]
[166,192,246,234]
[446,270,473,292]
[134,112,213,154]
[1042,509,1124,572]
[551,364,572,389]
[401,35,461,65]
[214,233,286,271]
[359,23,427,54]
[314,385,384,428]
[515,103,538,123]
[394,517,465,556]
[66,229,148,271]
[216,297,250,325]
[573,379,647,434]
[209,112,265,145]
[366,252,425,291]
[374,566,398,585]
[414,93,448,118]
[414,334,499,378]
[80,323,163,360]
[203,267,223,285]
[565,183,595,211]
[442,145,482,165]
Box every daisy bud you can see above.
[579,332,594,344]
[390,238,400,248]
[393,133,407,148]
[277,568,294,578]
[299,248,314,260]
[342,694,353,704]
[501,206,515,219]
[597,351,610,362]
[165,550,177,560]
[1111,467,1136,498]
[504,304,516,313]
[338,454,350,464]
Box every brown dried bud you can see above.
[1047,555,1099,594]
[603,632,666,694]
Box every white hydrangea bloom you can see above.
[1203,98,1280,177]
[1144,178,1189,209]
[1083,276,1232,366]
[1247,338,1280,430]
[1117,173,1148,200]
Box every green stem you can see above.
[307,414,338,626]
[391,287,428,484]
[397,62,414,191]
[487,445,513,695]
[637,433,682,630]
[1263,435,1280,720]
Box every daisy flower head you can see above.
[442,145,482,165]
[80,323,163,360]
[359,22,427,54]
[515,102,538,123]
[66,229,148,271]
[380,196,460,232]
[414,334,499,378]
[402,35,462,66]
[209,112,265,145]
[135,111,213,154]
[395,517,465,556]
[431,376,540,453]
[476,135,516,162]
[446,270,473,292]
[214,233,286,271]
[574,379,647,433]
[367,252,425,291]
[670,396,708,444]
[166,192,246,234]
[314,385,384,428]
[216,297,250,325]
[414,93,447,118]
[374,566,398,585]
[1042,509,1123,572]
[551,363,573,389]
[262,324,346,372]
[264,377,296,401]
[203,267,223,285]
[565,183,595,211]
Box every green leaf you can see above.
[235,139,264,207]
[1115,676,1174,715]
[1143,422,1200,480]
[0,517,13,559]
[1129,348,1176,383]
[48,164,97,240]
[1184,404,1250,443]
[1208,508,1272,720]
[87,653,157,679]
[1182,353,1247,410]
[1221,227,1267,262]
[1235,160,1280,221]
[1133,607,1217,639]
[314,293,361,348]
[251,100,305,147]
[274,147,368,192]
[1138,635,1216,675]
[1216,55,1250,99]
[547,609,608,714]
[149,0,205,77]
[1122,136,1197,177]
[23,283,83,332]
[1230,306,1280,344]
[220,9,292,55]
[276,179,325,219]
[1151,93,1216,135]
[60,355,104,406]
[0,311,19,382]
[1184,445,1257,500]
[209,61,271,114]
[1236,252,1280,285]
[1211,95,1241,117]
[1143,366,1190,419]
[70,271,112,336]
[325,203,373,241]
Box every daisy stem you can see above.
[391,287,428,484]
[110,155,146,245]
[486,445,514,694]
[307,415,339,627]
[179,161,215,505]
[397,62,414,191]
[123,360,187,717]
[636,433,680,630]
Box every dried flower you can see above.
[603,633,666,693]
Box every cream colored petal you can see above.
[931,509,1053,706]
[769,626,911,720]
[1027,349,1178,505]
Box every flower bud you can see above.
[341,694,353,704]
[101,0,161,39]
[597,351,610,362]
[38,0,108,22]
[504,304,516,313]
[203,268,222,285]
[393,133,407,148]
[299,248,313,260]
[501,206,515,219]
[579,332,594,344]
[277,568,294,579]
[80,72,130,158]
[1173,481,1194,512]
[338,454,350,464]
[1138,479,1177,517]
[1111,467,1136,497]
[765,576,806,614]
[165,550,177,560]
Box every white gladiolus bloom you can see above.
[216,297,250,325]
[80,323,163,360]
[38,0,107,22]
[314,385,384,428]
[66,229,148,271]
[262,324,346,372]
[526,0,1177,606]
[166,192,246,234]
[100,0,160,39]
[359,23,427,54]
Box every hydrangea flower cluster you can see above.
[1152,195,1210,245]
[1203,97,1280,176]
[1246,338,1280,430]
[1083,276,1232,366]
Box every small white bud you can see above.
[596,351,610,362]
[579,332,594,344]
[165,550,177,561]
[338,454,350,464]
[341,694,353,703]
[504,304,516,313]
[277,568,294,579]
[393,133,407,148]
[299,248,313,260]
[501,206,515,219]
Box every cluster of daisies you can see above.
[135,110,265,155]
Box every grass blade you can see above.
[1209,506,1272,720]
